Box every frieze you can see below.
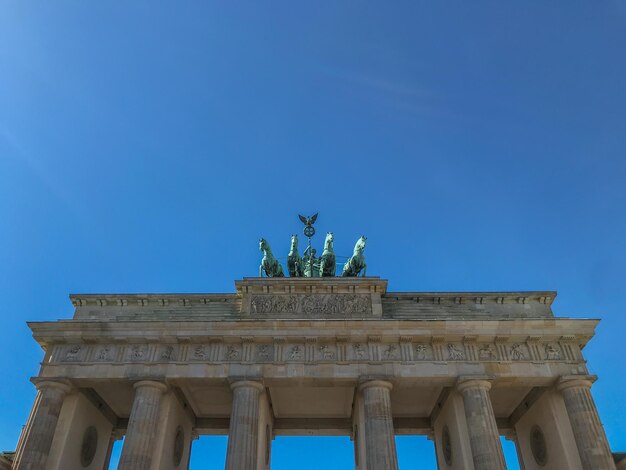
[47,340,582,365]
[249,294,372,317]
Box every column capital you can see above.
[31,378,72,394]
[556,375,597,393]
[358,379,393,392]
[229,379,264,392]
[457,376,494,393]
[133,380,168,392]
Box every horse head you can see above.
[290,234,299,253]
[259,238,269,253]
[324,232,334,250]
[354,236,367,254]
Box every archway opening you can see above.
[500,436,521,470]
[188,435,228,469]
[396,435,437,469]
[271,436,353,469]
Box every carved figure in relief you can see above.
[319,345,335,360]
[259,238,284,277]
[447,344,465,360]
[131,346,145,360]
[257,345,271,360]
[383,345,398,359]
[545,343,560,360]
[288,346,302,360]
[510,343,525,360]
[226,346,240,360]
[479,345,496,360]
[415,344,429,360]
[342,236,367,277]
[194,346,207,360]
[95,347,110,361]
[319,232,336,277]
[353,343,366,359]
[287,234,304,277]
[161,346,174,361]
[65,345,81,361]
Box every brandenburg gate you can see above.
[8,222,619,469]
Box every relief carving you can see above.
[288,345,303,360]
[193,346,207,360]
[95,347,110,361]
[250,294,371,316]
[225,345,240,360]
[383,345,398,360]
[130,346,145,361]
[353,343,367,360]
[510,343,526,361]
[161,345,175,361]
[256,345,272,361]
[318,345,336,360]
[447,344,465,360]
[64,345,81,361]
[478,344,496,360]
[545,343,561,360]
[415,344,430,360]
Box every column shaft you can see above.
[118,380,167,470]
[225,380,264,470]
[15,381,70,470]
[458,379,506,470]
[359,380,398,470]
[558,377,616,470]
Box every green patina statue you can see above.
[319,232,336,277]
[259,238,284,277]
[259,215,368,278]
[342,236,367,277]
[287,234,304,277]
[303,246,319,278]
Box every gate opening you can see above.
[271,436,353,469]
[396,435,437,469]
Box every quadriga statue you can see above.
[259,238,284,277]
[342,236,367,277]
[287,234,304,277]
[319,232,336,277]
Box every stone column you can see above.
[118,380,168,470]
[557,376,616,470]
[15,380,71,470]
[225,380,264,470]
[358,380,398,470]
[457,378,506,470]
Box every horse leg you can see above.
[259,264,264,277]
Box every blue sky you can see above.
[1,1,625,468]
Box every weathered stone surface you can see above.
[11,277,618,470]
[558,376,616,470]
[225,380,264,470]
[457,378,506,470]
[15,380,71,470]
[118,380,167,470]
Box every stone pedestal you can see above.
[557,376,616,470]
[15,380,71,470]
[358,380,398,470]
[118,380,168,470]
[225,380,264,470]
[457,378,506,470]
